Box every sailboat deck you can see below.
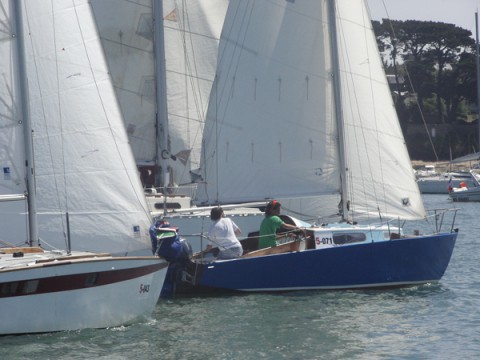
[191,223,406,263]
[0,248,113,272]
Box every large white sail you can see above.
[1,1,153,255]
[164,0,229,185]
[335,0,425,221]
[194,0,425,222]
[195,1,340,210]
[90,0,157,171]
[92,0,228,186]
[0,1,25,199]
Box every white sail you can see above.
[92,0,228,186]
[90,0,157,170]
[164,0,229,185]
[194,0,425,222]
[0,0,153,255]
[0,0,28,240]
[335,1,425,221]
[195,1,339,211]
[0,12,25,197]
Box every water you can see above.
[1,195,478,360]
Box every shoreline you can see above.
[411,160,476,173]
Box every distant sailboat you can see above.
[448,12,480,201]
[417,171,478,194]
[169,0,458,293]
[0,0,167,334]
[448,154,480,201]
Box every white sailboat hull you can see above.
[417,172,476,194]
[0,252,167,335]
[448,171,480,201]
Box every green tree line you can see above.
[372,19,478,161]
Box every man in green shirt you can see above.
[258,200,304,249]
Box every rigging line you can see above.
[331,1,360,221]
[200,233,231,250]
[162,2,206,182]
[33,236,58,251]
[212,0,255,138]
[334,5,356,222]
[55,1,70,232]
[338,1,401,223]
[23,1,68,248]
[179,0,192,152]
[0,238,17,248]
[379,0,439,162]
[363,2,389,222]
[201,131,211,202]
[329,0,350,223]
[0,75,16,120]
[279,204,334,224]
[215,72,219,203]
[357,1,389,222]
[201,0,255,204]
[176,1,209,179]
[22,187,29,245]
[76,3,151,225]
[181,1,208,122]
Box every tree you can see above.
[420,22,475,122]
[440,52,476,123]
[373,19,478,159]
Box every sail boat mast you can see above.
[13,1,39,246]
[153,0,170,189]
[327,0,349,221]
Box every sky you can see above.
[366,0,480,37]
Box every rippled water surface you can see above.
[1,195,478,360]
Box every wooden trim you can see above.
[0,247,44,254]
[241,240,300,258]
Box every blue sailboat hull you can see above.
[186,233,457,292]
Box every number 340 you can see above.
[139,284,150,293]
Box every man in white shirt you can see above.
[206,207,243,259]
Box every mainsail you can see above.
[194,0,425,222]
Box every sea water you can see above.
[1,194,479,360]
